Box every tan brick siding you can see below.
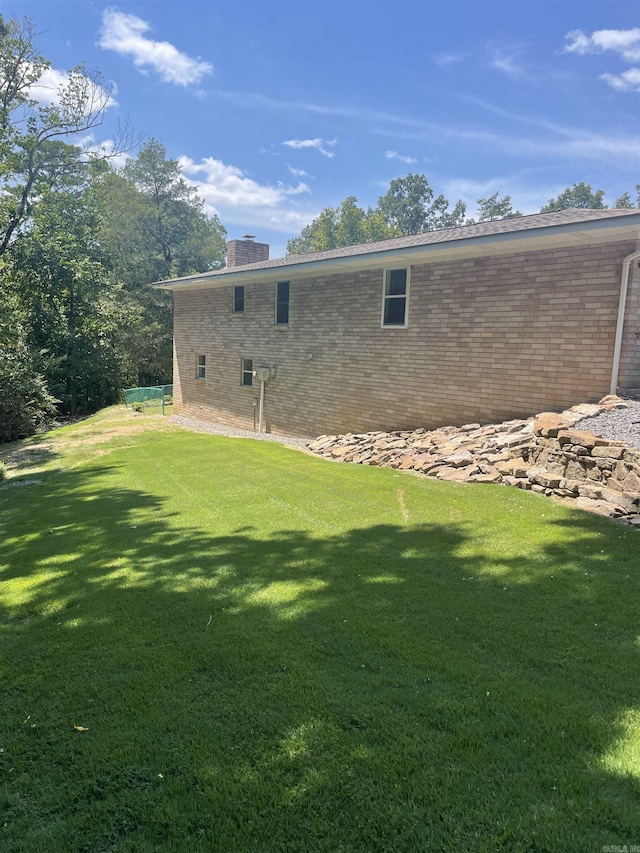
[618,239,640,394]
[173,239,636,437]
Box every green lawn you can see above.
[1,408,639,852]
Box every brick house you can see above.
[158,209,640,437]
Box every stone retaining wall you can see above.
[308,396,640,527]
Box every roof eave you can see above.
[156,212,640,291]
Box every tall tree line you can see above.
[0,16,225,441]
[286,178,640,255]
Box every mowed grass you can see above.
[1,408,639,852]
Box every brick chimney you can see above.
[226,235,269,268]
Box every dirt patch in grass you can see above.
[69,420,174,445]
[0,408,175,478]
[1,442,56,472]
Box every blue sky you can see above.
[4,1,640,257]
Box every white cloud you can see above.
[214,89,439,130]
[564,28,640,63]
[563,30,593,56]
[452,95,640,161]
[179,156,316,233]
[385,150,418,164]
[564,28,640,93]
[277,180,310,196]
[287,164,311,178]
[540,132,640,159]
[214,88,637,166]
[490,50,525,79]
[78,135,131,169]
[99,9,213,86]
[29,67,72,106]
[282,137,337,158]
[29,66,117,109]
[600,67,640,93]
[434,52,465,67]
[444,177,502,197]
[379,123,640,163]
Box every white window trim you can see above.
[275,280,290,326]
[196,354,206,380]
[380,267,410,329]
[241,357,253,387]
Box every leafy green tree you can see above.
[95,143,226,384]
[429,196,468,229]
[540,182,607,212]
[122,139,226,279]
[286,174,467,254]
[334,196,367,248]
[376,173,435,235]
[88,166,174,385]
[0,15,228,419]
[376,174,468,234]
[361,207,395,243]
[7,184,137,415]
[287,206,341,254]
[613,187,640,209]
[0,291,56,441]
[0,15,121,257]
[613,192,634,209]
[475,192,521,222]
[286,197,397,255]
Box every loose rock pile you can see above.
[308,396,640,527]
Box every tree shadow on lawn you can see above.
[0,437,59,478]
[1,462,639,851]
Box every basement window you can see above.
[197,354,206,379]
[241,358,253,387]
[233,285,245,313]
[382,269,408,327]
[276,281,289,325]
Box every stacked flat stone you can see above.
[308,396,640,527]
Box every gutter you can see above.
[157,212,640,291]
[610,248,640,396]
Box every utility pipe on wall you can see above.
[610,248,640,396]
[258,378,266,433]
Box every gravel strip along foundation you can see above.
[174,400,640,454]
[171,415,310,450]
[576,399,640,451]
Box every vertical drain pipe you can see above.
[610,249,640,396]
[258,377,266,433]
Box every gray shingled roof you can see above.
[160,208,640,286]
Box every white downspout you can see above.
[610,248,640,396]
[258,378,265,433]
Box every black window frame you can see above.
[275,280,289,325]
[233,285,245,314]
